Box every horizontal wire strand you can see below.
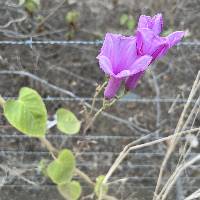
[0,150,199,156]
[0,176,198,181]
[2,96,199,103]
[0,39,199,47]
[3,185,194,189]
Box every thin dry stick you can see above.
[157,144,193,199]
[97,128,200,200]
[90,81,107,114]
[35,0,66,30]
[181,95,200,130]
[153,71,200,199]
[184,188,200,200]
[168,94,180,114]
[157,117,200,199]
[161,154,200,200]
[0,9,27,29]
[159,88,200,199]
[0,164,36,186]
[102,127,200,185]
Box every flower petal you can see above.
[167,31,185,47]
[113,55,152,78]
[152,13,163,35]
[136,28,170,61]
[137,15,152,29]
[97,55,114,76]
[129,55,152,74]
[125,71,144,90]
[151,43,169,60]
[137,14,163,35]
[115,70,131,78]
[98,33,120,69]
[117,37,137,72]
[98,33,136,74]
[104,76,122,99]
[136,28,156,55]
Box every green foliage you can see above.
[127,16,136,31]
[58,181,82,200]
[120,14,136,31]
[162,28,173,36]
[56,108,81,135]
[20,0,40,13]
[4,87,47,138]
[47,149,76,185]
[38,159,48,176]
[94,175,108,197]
[120,14,129,25]
[65,10,79,25]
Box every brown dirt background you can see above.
[0,0,200,199]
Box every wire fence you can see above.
[0,38,199,199]
[0,39,199,47]
[1,96,199,103]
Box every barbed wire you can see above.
[1,175,199,181]
[2,96,199,103]
[0,132,199,140]
[4,184,198,189]
[0,39,199,47]
[0,150,199,156]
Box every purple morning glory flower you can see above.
[97,14,184,98]
[97,33,152,99]
[125,14,184,90]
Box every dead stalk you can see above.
[153,71,200,199]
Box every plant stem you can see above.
[90,81,107,114]
[40,137,58,159]
[0,96,5,107]
[75,168,95,187]
[84,98,116,133]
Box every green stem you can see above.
[40,137,58,159]
[0,96,5,107]
[90,81,108,114]
[84,98,117,133]
[75,168,95,187]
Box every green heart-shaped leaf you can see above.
[58,181,82,200]
[4,87,47,138]
[56,108,81,135]
[47,149,76,185]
